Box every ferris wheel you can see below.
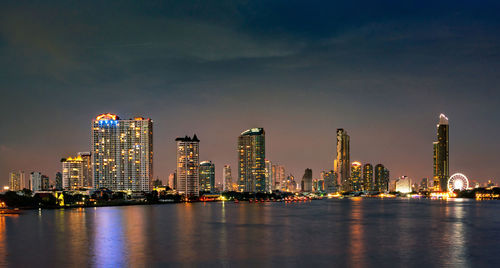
[448,173,469,192]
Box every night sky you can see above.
[1,1,499,186]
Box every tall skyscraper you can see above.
[199,161,215,193]
[272,164,285,191]
[9,171,25,191]
[238,128,266,193]
[265,160,273,193]
[92,114,153,192]
[302,168,313,192]
[350,162,362,191]
[433,114,449,192]
[334,129,350,192]
[30,172,42,192]
[176,135,200,197]
[362,163,373,191]
[223,165,232,191]
[374,164,385,192]
[78,152,92,188]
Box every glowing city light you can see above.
[448,173,469,192]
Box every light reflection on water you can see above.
[1,199,499,267]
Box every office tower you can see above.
[324,170,337,193]
[362,163,373,191]
[238,128,266,193]
[168,172,177,190]
[382,167,390,192]
[78,152,92,187]
[223,165,232,191]
[30,172,42,192]
[199,161,215,193]
[272,164,285,191]
[433,114,449,192]
[334,129,350,192]
[176,135,200,197]
[420,178,429,191]
[265,160,273,193]
[61,155,84,189]
[9,171,25,191]
[302,168,313,192]
[350,162,362,192]
[55,172,63,190]
[395,176,412,193]
[374,164,386,192]
[92,114,153,192]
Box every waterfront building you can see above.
[199,161,215,192]
[362,163,373,191]
[223,165,232,191]
[238,128,266,193]
[374,164,390,192]
[324,170,337,193]
[334,129,350,192]
[176,135,200,197]
[313,179,324,192]
[78,152,92,188]
[30,172,44,191]
[55,172,63,190]
[61,155,84,189]
[168,172,176,190]
[283,174,298,192]
[272,164,285,191]
[395,176,412,193]
[302,168,313,192]
[265,160,273,193]
[92,114,153,192]
[9,171,25,191]
[350,162,362,192]
[433,114,449,191]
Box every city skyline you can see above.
[1,1,500,185]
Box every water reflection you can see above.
[93,208,127,267]
[0,216,6,266]
[348,200,365,267]
[446,200,469,267]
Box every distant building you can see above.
[374,164,389,192]
[9,171,25,191]
[61,155,84,189]
[238,128,266,193]
[55,172,63,190]
[283,175,298,192]
[265,160,273,193]
[433,114,449,191]
[176,135,200,197]
[78,152,92,188]
[420,178,429,191]
[324,170,337,193]
[152,178,163,188]
[223,165,232,191]
[313,179,324,192]
[199,161,215,192]
[30,172,44,192]
[350,162,362,191]
[272,164,285,191]
[362,163,373,191]
[334,129,350,192]
[395,176,412,193]
[168,172,176,190]
[92,114,153,192]
[301,168,313,192]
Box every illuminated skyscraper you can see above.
[9,171,25,191]
[433,114,449,191]
[324,170,337,193]
[334,129,350,192]
[272,164,285,191]
[223,165,232,191]
[350,162,362,191]
[265,160,273,193]
[362,163,373,191]
[62,155,84,189]
[301,168,313,192]
[176,135,200,197]
[374,164,389,192]
[78,152,92,188]
[199,161,215,193]
[238,128,266,193]
[92,114,153,192]
[30,172,46,192]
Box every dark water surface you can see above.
[1,199,499,267]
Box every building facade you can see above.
[395,176,412,193]
[334,129,350,192]
[265,160,273,193]
[272,164,285,191]
[92,114,153,192]
[61,155,84,189]
[324,170,337,193]
[302,168,313,192]
[223,165,232,191]
[238,128,266,193]
[176,135,200,197]
[9,171,25,191]
[362,163,373,191]
[199,161,215,193]
[433,114,449,192]
[374,164,390,192]
[350,162,362,191]
[168,172,177,190]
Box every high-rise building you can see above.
[301,168,313,192]
[334,129,350,192]
[362,163,373,191]
[176,135,200,197]
[92,114,153,192]
[55,172,63,190]
[168,172,177,190]
[374,164,389,192]
[78,152,92,188]
[420,178,429,191]
[61,155,84,190]
[199,161,215,193]
[272,164,285,191]
[350,162,362,191]
[223,165,232,191]
[324,170,337,193]
[30,172,42,192]
[433,114,449,192]
[238,128,266,193]
[9,171,25,191]
[265,160,273,193]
